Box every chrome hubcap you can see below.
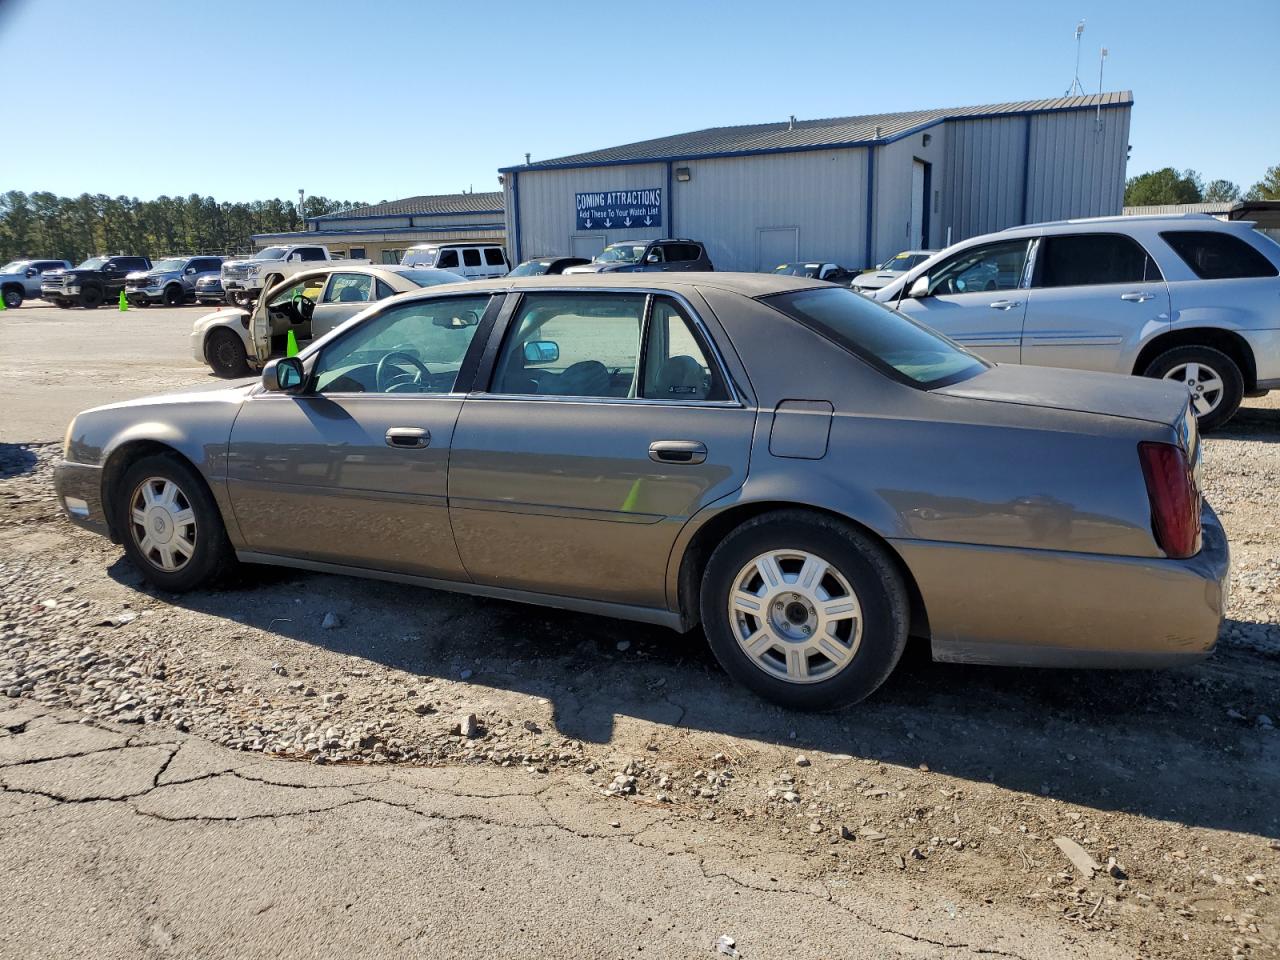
[728,549,863,684]
[1163,361,1223,418]
[128,477,197,572]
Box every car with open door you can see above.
[191,264,464,377]
[60,274,1227,711]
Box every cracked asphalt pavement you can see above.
[2,303,1279,958]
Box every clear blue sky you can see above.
[1,0,1275,204]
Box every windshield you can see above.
[252,247,287,260]
[508,260,553,277]
[402,269,467,287]
[772,263,821,278]
[401,247,438,267]
[595,244,645,264]
[878,253,925,272]
[74,257,106,270]
[151,258,187,272]
[0,261,28,274]
[764,286,987,388]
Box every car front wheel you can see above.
[1143,345,1243,432]
[118,454,234,591]
[700,511,909,710]
[206,328,251,377]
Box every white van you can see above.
[400,242,509,279]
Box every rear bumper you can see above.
[894,501,1229,668]
[53,460,110,539]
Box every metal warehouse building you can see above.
[252,191,505,264]
[501,92,1133,272]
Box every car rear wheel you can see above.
[699,511,909,710]
[163,284,184,306]
[1143,345,1243,432]
[206,328,250,377]
[118,455,234,592]
[2,287,22,309]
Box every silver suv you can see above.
[0,259,71,308]
[873,214,1280,429]
[125,256,224,307]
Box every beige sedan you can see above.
[191,264,466,377]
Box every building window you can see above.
[350,247,366,260]
[381,249,405,264]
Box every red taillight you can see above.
[1138,441,1201,559]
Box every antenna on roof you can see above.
[1096,47,1109,132]
[1066,19,1085,96]
[788,115,795,131]
[524,152,531,165]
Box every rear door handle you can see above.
[988,299,1021,310]
[385,427,430,449]
[649,440,707,465]
[1120,292,1155,302]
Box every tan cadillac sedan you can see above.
[56,274,1228,710]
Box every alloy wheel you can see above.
[727,549,863,684]
[128,477,198,572]
[1162,361,1224,418]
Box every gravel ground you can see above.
[1,306,1278,957]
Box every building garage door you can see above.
[571,235,606,259]
[757,227,798,271]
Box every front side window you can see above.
[1035,234,1162,287]
[313,295,490,395]
[765,286,987,388]
[595,243,645,264]
[927,240,1029,296]
[490,293,644,398]
[268,276,325,308]
[299,248,327,262]
[1160,230,1279,280]
[437,250,460,269]
[641,299,728,401]
[323,273,373,304]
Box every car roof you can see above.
[1002,212,1238,235]
[394,271,824,299]
[406,240,505,249]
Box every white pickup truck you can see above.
[220,244,367,305]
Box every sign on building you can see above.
[575,188,662,231]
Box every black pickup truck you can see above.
[40,255,152,309]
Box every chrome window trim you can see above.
[479,286,744,408]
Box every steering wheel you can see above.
[292,291,315,321]
[376,351,431,393]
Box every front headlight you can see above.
[246,265,262,278]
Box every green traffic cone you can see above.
[286,329,299,357]
[118,290,128,311]
[0,292,6,311]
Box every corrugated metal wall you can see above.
[1025,106,1131,222]
[509,163,667,262]
[941,116,1028,241]
[670,150,868,271]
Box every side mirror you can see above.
[522,340,559,363]
[262,356,304,392]
[25,267,38,277]
[907,275,930,299]
[645,253,661,264]
[185,267,197,275]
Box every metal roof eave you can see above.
[306,208,504,225]
[252,223,506,241]
[498,98,1134,174]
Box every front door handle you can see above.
[1120,292,1155,302]
[649,440,707,465]
[988,299,1022,310]
[385,427,430,449]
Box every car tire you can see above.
[117,453,235,592]
[2,287,22,309]
[163,284,184,307]
[699,510,909,710]
[206,328,251,378]
[1142,345,1243,432]
[80,287,103,309]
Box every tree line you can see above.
[0,191,369,264]
[1125,164,1280,206]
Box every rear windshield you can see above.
[763,286,988,388]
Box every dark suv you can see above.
[42,255,152,309]
[563,239,714,274]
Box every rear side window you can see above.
[664,243,699,262]
[483,248,506,266]
[1160,231,1278,280]
[462,249,483,267]
[375,278,397,299]
[765,286,987,389]
[1035,234,1162,287]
